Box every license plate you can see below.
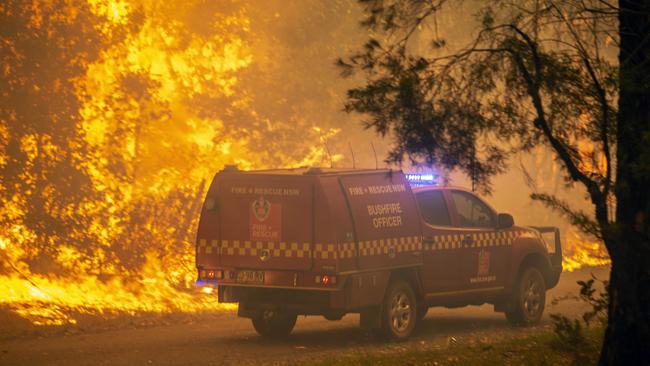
[236,270,264,284]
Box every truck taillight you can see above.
[315,275,337,285]
[204,270,223,280]
[322,275,330,285]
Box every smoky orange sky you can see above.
[235,0,598,235]
[79,0,599,238]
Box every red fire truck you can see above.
[195,167,562,340]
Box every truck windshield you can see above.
[415,190,451,226]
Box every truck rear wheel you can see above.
[251,310,297,338]
[505,267,546,326]
[378,280,417,340]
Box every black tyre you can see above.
[505,267,546,326]
[251,310,297,338]
[379,280,418,340]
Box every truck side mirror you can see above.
[497,213,514,229]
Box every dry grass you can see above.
[299,326,604,366]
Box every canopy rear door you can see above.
[219,175,313,271]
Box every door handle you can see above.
[462,235,474,247]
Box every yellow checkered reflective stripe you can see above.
[430,234,461,250]
[338,242,356,259]
[197,239,219,254]
[359,236,422,256]
[197,231,528,258]
[313,243,335,259]
[428,230,531,251]
[221,241,311,258]
[196,240,350,259]
[312,242,357,260]
[197,236,423,259]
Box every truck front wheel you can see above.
[251,310,297,338]
[378,280,417,340]
[505,266,546,326]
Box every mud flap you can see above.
[218,285,236,303]
[359,306,382,329]
[493,296,510,312]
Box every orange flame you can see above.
[562,229,610,272]
[0,0,338,328]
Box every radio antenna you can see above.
[370,141,378,169]
[348,142,356,169]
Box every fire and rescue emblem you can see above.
[477,249,491,276]
[252,196,271,222]
[250,197,282,241]
[470,249,495,283]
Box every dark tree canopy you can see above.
[340,0,617,203]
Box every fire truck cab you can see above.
[195,167,562,340]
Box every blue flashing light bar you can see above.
[405,173,438,187]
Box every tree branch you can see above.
[507,24,607,220]
[531,192,602,239]
[552,5,614,199]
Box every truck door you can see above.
[415,189,464,293]
[449,190,508,290]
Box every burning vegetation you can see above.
[562,231,610,272]
[0,0,348,327]
[0,0,608,329]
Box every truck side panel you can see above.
[318,176,357,273]
[196,175,221,269]
[338,172,423,270]
[505,235,551,292]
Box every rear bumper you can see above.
[201,269,392,315]
[217,285,347,317]
[195,267,348,315]
[196,267,343,291]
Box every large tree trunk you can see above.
[600,1,650,364]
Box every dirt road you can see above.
[0,266,608,366]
